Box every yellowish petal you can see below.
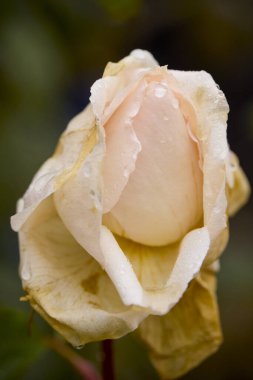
[227,152,250,216]
[11,105,96,231]
[113,227,210,314]
[19,196,147,346]
[55,132,210,313]
[137,270,222,379]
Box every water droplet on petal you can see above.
[154,85,167,98]
[17,198,24,212]
[75,345,84,350]
[21,264,31,281]
[83,163,91,177]
[172,98,179,109]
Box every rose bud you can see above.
[11,50,250,378]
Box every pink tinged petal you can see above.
[54,118,209,313]
[90,76,119,125]
[170,70,229,243]
[106,80,203,246]
[90,50,158,127]
[102,82,146,213]
[129,49,159,67]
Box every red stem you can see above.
[102,340,115,380]
[45,336,102,380]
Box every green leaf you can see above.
[0,307,46,380]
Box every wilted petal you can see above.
[19,196,147,346]
[137,270,222,379]
[112,227,210,314]
[55,120,210,313]
[227,152,250,216]
[11,105,96,231]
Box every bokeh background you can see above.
[1,1,253,379]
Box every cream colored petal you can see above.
[54,121,105,262]
[102,81,145,213]
[90,50,158,126]
[137,270,222,379]
[107,79,203,246]
[55,122,210,313]
[111,227,210,314]
[129,49,159,67]
[11,105,96,232]
[227,152,250,216]
[19,196,147,346]
[170,70,230,263]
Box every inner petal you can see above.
[104,80,203,246]
[102,82,145,213]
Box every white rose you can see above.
[11,50,250,378]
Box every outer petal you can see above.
[55,77,210,316]
[11,105,96,231]
[54,113,210,313]
[19,196,147,346]
[90,49,158,126]
[170,70,230,264]
[227,152,250,216]
[137,270,222,379]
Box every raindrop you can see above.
[83,163,91,177]
[213,207,220,214]
[75,345,84,350]
[172,99,179,109]
[154,85,167,98]
[21,264,31,281]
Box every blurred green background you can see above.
[1,0,253,379]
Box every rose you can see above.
[11,50,249,378]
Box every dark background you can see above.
[0,1,253,379]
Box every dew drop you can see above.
[75,345,84,350]
[213,207,220,214]
[172,98,179,109]
[21,264,31,281]
[83,163,91,178]
[154,85,167,98]
[17,198,24,213]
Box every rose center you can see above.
[104,80,203,246]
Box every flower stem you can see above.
[102,340,115,380]
[45,336,102,380]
